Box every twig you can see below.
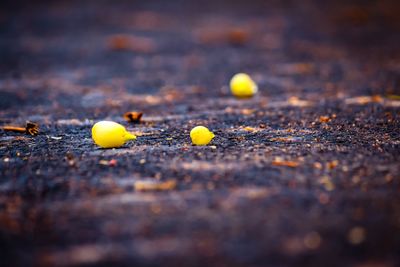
[1,122,39,136]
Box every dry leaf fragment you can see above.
[123,111,143,123]
[195,27,249,46]
[270,136,300,142]
[347,227,366,245]
[108,34,156,53]
[243,126,256,132]
[241,109,256,115]
[319,116,331,123]
[272,159,299,167]
[288,96,311,107]
[99,159,117,166]
[313,162,323,169]
[227,28,249,45]
[135,179,177,191]
[327,160,339,169]
[371,95,383,103]
[276,63,314,75]
[345,95,384,105]
[386,94,400,100]
[304,232,322,249]
[319,176,335,191]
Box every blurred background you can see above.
[0,0,399,116]
[0,1,400,267]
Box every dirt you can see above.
[0,0,400,266]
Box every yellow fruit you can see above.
[190,126,215,146]
[230,73,258,98]
[92,121,136,148]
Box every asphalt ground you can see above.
[0,1,400,266]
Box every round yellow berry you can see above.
[190,126,215,146]
[230,73,258,98]
[92,121,136,148]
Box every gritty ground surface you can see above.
[1,1,400,266]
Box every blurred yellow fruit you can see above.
[92,121,136,148]
[230,73,258,98]
[190,126,215,146]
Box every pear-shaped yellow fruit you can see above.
[92,121,136,148]
[190,126,215,146]
[230,73,258,98]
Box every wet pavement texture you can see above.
[0,0,400,266]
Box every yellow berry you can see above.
[190,126,215,146]
[230,73,258,98]
[92,121,136,148]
